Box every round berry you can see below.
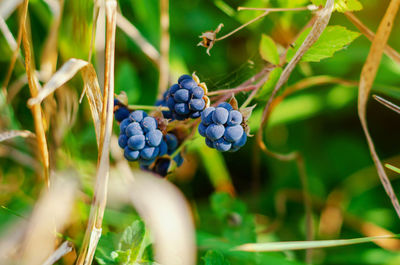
[212,107,229,124]
[180,79,197,91]
[118,134,128,148]
[232,132,247,148]
[201,107,215,125]
[141,117,157,132]
[218,102,233,111]
[140,146,159,160]
[129,110,147,123]
[169,83,180,95]
[159,140,168,156]
[189,99,205,111]
[192,86,204,99]
[206,124,225,141]
[227,110,243,126]
[173,153,184,167]
[198,122,207,137]
[174,103,190,115]
[126,122,143,137]
[224,125,243,142]
[190,111,201,119]
[128,135,146,150]
[165,133,178,152]
[167,96,175,109]
[178,74,192,84]
[154,158,171,177]
[124,147,140,161]
[146,130,163,147]
[205,138,214,148]
[115,107,130,122]
[214,138,232,152]
[120,118,131,134]
[174,89,190,103]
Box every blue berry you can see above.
[115,107,130,122]
[227,110,242,126]
[206,124,225,140]
[174,89,190,103]
[159,140,168,156]
[224,125,243,142]
[173,153,184,167]
[205,138,214,148]
[140,146,159,160]
[120,118,131,134]
[167,96,175,109]
[190,111,201,119]
[129,110,147,123]
[174,103,190,115]
[146,130,163,147]
[201,107,215,125]
[165,133,178,153]
[192,86,204,99]
[141,117,157,132]
[169,83,180,95]
[124,147,140,161]
[198,122,207,137]
[126,122,143,137]
[232,132,247,148]
[212,107,229,124]
[189,99,205,111]
[180,79,197,91]
[178,74,192,84]
[118,134,128,148]
[153,158,171,177]
[214,138,232,152]
[128,135,146,150]
[218,102,233,111]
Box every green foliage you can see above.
[259,35,280,65]
[202,250,230,265]
[286,25,360,62]
[311,0,363,12]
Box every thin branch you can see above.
[127,104,169,111]
[158,0,170,97]
[373,95,400,114]
[237,6,318,12]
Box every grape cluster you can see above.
[165,74,207,120]
[198,102,247,152]
[118,110,169,166]
[114,99,130,122]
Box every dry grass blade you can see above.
[76,1,117,264]
[0,15,17,50]
[0,0,24,19]
[116,12,160,66]
[28,59,89,106]
[0,130,35,142]
[19,176,77,265]
[345,12,400,65]
[373,95,400,115]
[20,0,50,188]
[234,235,397,252]
[42,241,74,265]
[157,0,170,97]
[358,0,400,219]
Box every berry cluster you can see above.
[165,74,208,120]
[118,110,169,166]
[198,102,247,152]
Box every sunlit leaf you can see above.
[259,35,280,65]
[312,0,363,12]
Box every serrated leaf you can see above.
[202,250,230,265]
[286,25,360,62]
[312,0,363,12]
[259,35,280,65]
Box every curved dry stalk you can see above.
[357,0,400,218]
[42,241,74,265]
[20,0,50,188]
[76,1,117,264]
[0,130,35,142]
[256,1,335,263]
[344,12,400,65]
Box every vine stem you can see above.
[207,85,256,96]
[237,6,317,12]
[127,104,169,111]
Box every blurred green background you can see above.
[1,0,400,264]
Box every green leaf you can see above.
[202,250,230,265]
[234,235,399,252]
[286,26,360,62]
[311,0,363,12]
[256,67,283,99]
[95,233,119,265]
[259,35,280,65]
